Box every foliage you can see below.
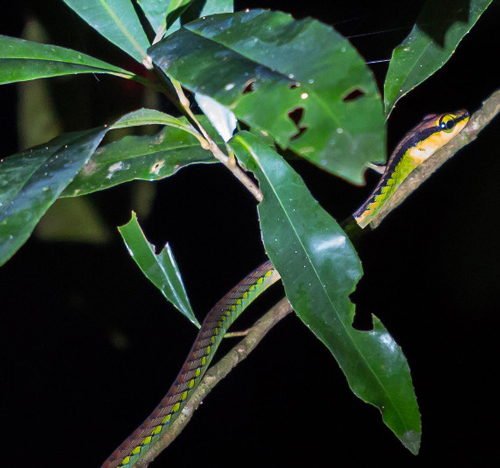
[0,0,494,465]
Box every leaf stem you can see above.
[170,80,264,202]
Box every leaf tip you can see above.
[401,429,421,455]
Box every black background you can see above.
[1,1,500,467]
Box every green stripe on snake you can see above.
[102,261,280,468]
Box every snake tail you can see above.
[102,260,280,468]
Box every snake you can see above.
[353,110,469,228]
[101,110,469,468]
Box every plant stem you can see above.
[171,80,263,202]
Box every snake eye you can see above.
[438,114,456,132]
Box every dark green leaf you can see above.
[62,116,218,197]
[196,0,233,15]
[107,107,200,132]
[63,0,150,63]
[137,0,174,32]
[149,9,385,185]
[118,212,198,326]
[0,109,203,265]
[384,0,493,115]
[0,129,109,266]
[138,0,196,34]
[230,131,421,454]
[0,35,133,85]
[166,0,235,35]
[165,1,196,30]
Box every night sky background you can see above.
[1,1,500,467]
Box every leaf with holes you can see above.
[0,109,201,265]
[230,131,421,454]
[149,9,385,185]
[62,115,220,197]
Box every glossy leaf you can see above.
[198,0,233,15]
[179,0,234,22]
[119,212,199,326]
[62,116,219,197]
[166,0,234,35]
[0,128,108,266]
[384,0,493,115]
[0,35,133,85]
[149,9,385,185]
[103,107,202,133]
[230,131,421,454]
[165,1,196,29]
[195,93,237,142]
[63,0,150,63]
[0,109,204,265]
[138,0,194,33]
[137,0,173,32]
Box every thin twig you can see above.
[136,297,293,467]
[371,88,500,229]
[171,80,264,202]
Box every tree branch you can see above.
[370,88,500,229]
[136,297,293,467]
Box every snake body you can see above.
[102,110,469,467]
[102,261,280,468]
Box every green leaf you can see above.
[106,107,201,133]
[0,128,109,266]
[230,131,421,454]
[195,93,237,142]
[118,212,198,327]
[149,9,385,185]
[138,0,193,33]
[0,35,134,85]
[165,1,196,29]
[179,0,234,24]
[63,0,150,63]
[137,0,172,32]
[0,109,203,266]
[165,0,235,36]
[197,0,233,15]
[384,0,493,115]
[62,116,218,197]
